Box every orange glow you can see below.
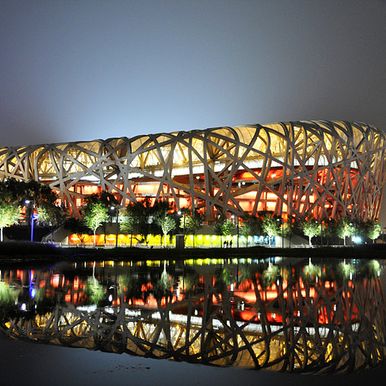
[134,183,159,195]
[51,274,60,288]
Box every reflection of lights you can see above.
[20,303,26,311]
[367,260,381,277]
[338,262,355,280]
[108,294,113,302]
[230,283,234,291]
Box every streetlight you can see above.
[109,205,119,248]
[24,199,37,242]
[178,210,186,234]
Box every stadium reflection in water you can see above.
[0,257,385,373]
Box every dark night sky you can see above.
[0,0,385,147]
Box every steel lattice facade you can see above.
[0,120,385,221]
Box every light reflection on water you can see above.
[0,257,385,373]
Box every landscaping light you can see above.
[352,235,362,244]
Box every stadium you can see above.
[0,120,385,223]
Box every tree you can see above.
[120,211,138,247]
[0,178,64,231]
[156,215,176,247]
[220,219,236,237]
[0,178,58,207]
[301,219,321,247]
[336,218,356,246]
[240,215,262,247]
[179,212,202,246]
[366,221,382,243]
[85,191,119,208]
[0,202,20,241]
[123,199,152,244]
[240,223,252,246]
[261,215,281,245]
[36,203,64,226]
[83,202,109,245]
[151,200,171,225]
[179,213,201,234]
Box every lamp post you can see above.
[178,210,186,233]
[109,205,119,248]
[25,199,36,242]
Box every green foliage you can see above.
[36,203,64,226]
[85,191,119,207]
[123,200,151,237]
[0,202,20,241]
[157,270,174,291]
[362,260,381,278]
[83,201,109,235]
[0,178,58,207]
[338,262,355,280]
[151,200,171,224]
[179,213,201,234]
[262,264,280,287]
[301,220,321,238]
[220,267,235,286]
[122,199,172,241]
[336,218,356,245]
[117,274,141,298]
[239,223,251,238]
[220,219,236,236]
[120,211,137,234]
[183,272,199,292]
[302,263,321,282]
[241,215,262,235]
[0,178,63,234]
[85,278,105,305]
[153,264,174,298]
[261,215,281,238]
[301,219,321,246]
[157,215,176,237]
[0,281,19,306]
[366,221,382,241]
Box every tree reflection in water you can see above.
[0,258,385,373]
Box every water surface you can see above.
[0,257,385,374]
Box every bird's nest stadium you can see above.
[0,120,385,222]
